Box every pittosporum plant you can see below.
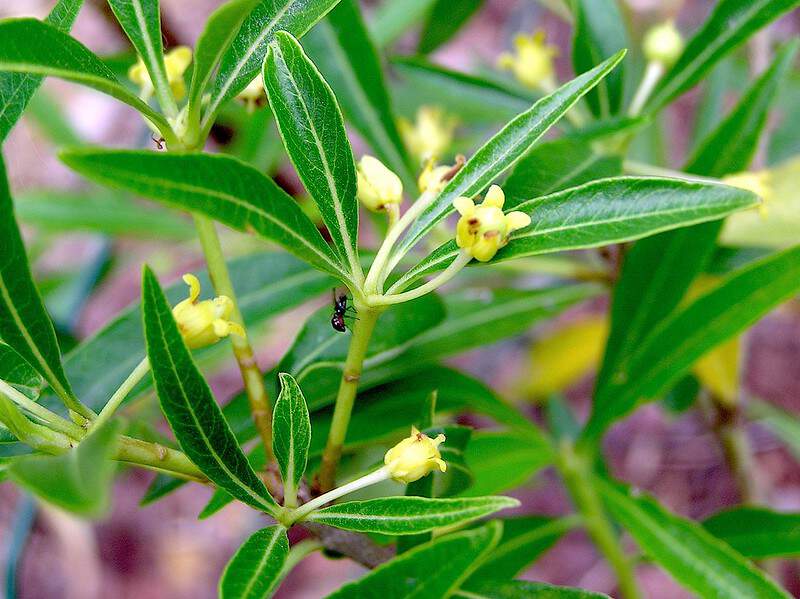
[0,0,799,597]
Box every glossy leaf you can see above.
[306,496,518,534]
[326,522,502,599]
[198,444,267,518]
[646,0,800,112]
[263,32,359,275]
[0,0,84,141]
[585,245,800,440]
[203,0,340,129]
[418,0,484,54]
[571,0,627,117]
[0,342,43,401]
[0,154,87,417]
[219,526,288,599]
[703,506,800,558]
[7,421,120,518]
[303,0,412,187]
[599,479,789,598]
[457,580,609,599]
[0,18,169,133]
[59,149,345,280]
[394,50,625,259]
[272,373,310,503]
[141,267,277,514]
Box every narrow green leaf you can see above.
[394,50,625,258]
[219,526,289,599]
[418,0,484,54]
[141,266,277,514]
[646,0,800,112]
[0,154,87,417]
[7,421,120,518]
[59,149,345,280]
[188,0,261,119]
[107,0,175,115]
[303,0,413,188]
[272,373,310,503]
[198,444,267,518]
[585,246,800,440]
[0,18,170,134]
[397,177,756,288]
[204,0,341,130]
[571,0,627,117]
[457,580,610,599]
[326,522,503,599]
[263,32,359,275]
[0,342,43,401]
[0,0,84,141]
[370,0,436,48]
[306,496,518,535]
[598,478,789,598]
[703,506,800,558]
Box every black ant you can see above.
[330,290,357,333]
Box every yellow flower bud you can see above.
[497,30,558,91]
[236,73,266,112]
[399,106,457,162]
[453,185,531,262]
[384,426,446,484]
[356,155,403,212]
[128,46,192,100]
[172,274,245,349]
[643,22,684,67]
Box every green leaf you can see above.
[198,444,267,518]
[646,0,800,112]
[263,32,359,276]
[107,0,175,115]
[0,18,170,134]
[462,431,553,497]
[306,496,518,535]
[219,526,289,599]
[571,0,627,118]
[0,0,84,142]
[394,50,625,258]
[418,0,484,54]
[685,40,799,178]
[0,153,88,417]
[457,580,610,599]
[370,0,436,49]
[303,0,413,188]
[15,190,192,239]
[503,137,623,205]
[7,421,120,518]
[59,149,345,280]
[748,399,800,461]
[0,342,43,400]
[598,478,789,598]
[466,516,576,583]
[204,0,340,130]
[58,252,332,413]
[397,177,757,288]
[141,267,277,514]
[585,245,800,440]
[272,373,310,505]
[188,0,261,121]
[326,522,503,599]
[703,506,800,558]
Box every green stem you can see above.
[628,61,664,117]
[192,214,274,460]
[317,306,382,491]
[91,357,150,433]
[0,380,84,439]
[557,440,642,599]
[278,539,323,582]
[370,250,472,306]
[291,466,391,523]
[115,435,206,482]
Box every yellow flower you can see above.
[722,171,773,216]
[643,22,684,67]
[453,185,531,262]
[399,106,457,162]
[237,73,266,112]
[417,156,464,193]
[356,155,403,212]
[129,46,192,100]
[172,274,244,349]
[384,426,446,484]
[497,30,558,91]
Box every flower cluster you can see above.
[399,106,457,163]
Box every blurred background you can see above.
[0,0,799,597]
